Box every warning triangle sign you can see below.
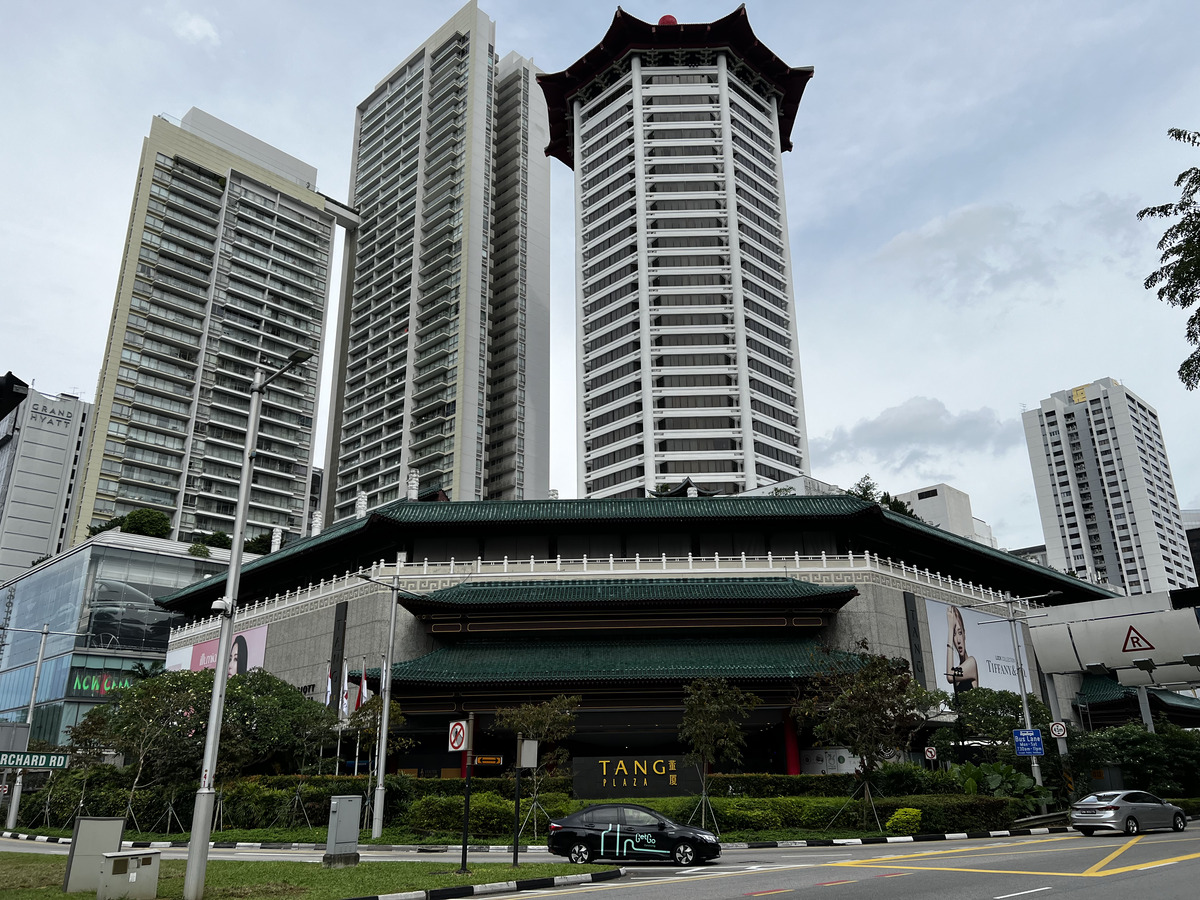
[1122,625,1156,653]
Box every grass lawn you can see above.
[1,853,613,900]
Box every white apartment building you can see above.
[324,0,550,519]
[70,109,346,547]
[895,483,998,549]
[1023,377,1196,594]
[0,388,93,580]
[539,8,812,498]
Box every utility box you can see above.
[322,794,361,868]
[63,817,126,893]
[96,850,160,900]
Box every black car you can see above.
[548,803,720,866]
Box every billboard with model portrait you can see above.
[925,599,1032,695]
[165,624,268,675]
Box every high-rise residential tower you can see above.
[539,8,812,498]
[70,109,346,547]
[1023,377,1196,594]
[324,0,550,520]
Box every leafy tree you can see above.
[1138,128,1200,389]
[492,693,581,835]
[846,474,920,519]
[221,669,339,777]
[194,531,233,549]
[244,533,273,555]
[188,542,211,558]
[67,668,338,792]
[769,485,796,496]
[88,515,125,537]
[492,693,581,779]
[130,660,166,680]
[794,645,945,783]
[347,695,414,760]
[1066,720,1200,797]
[67,670,210,807]
[942,687,1052,762]
[121,508,172,538]
[679,678,761,830]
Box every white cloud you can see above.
[813,397,1023,472]
[877,203,1058,304]
[172,11,219,46]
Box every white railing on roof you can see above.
[169,550,1033,645]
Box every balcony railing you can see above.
[169,551,1037,646]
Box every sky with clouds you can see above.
[1,0,1197,552]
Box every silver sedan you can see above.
[1070,790,1188,836]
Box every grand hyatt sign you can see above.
[573,756,700,797]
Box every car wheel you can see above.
[1173,813,1187,832]
[569,842,592,864]
[1124,816,1140,835]
[1077,828,1095,836]
[673,840,697,866]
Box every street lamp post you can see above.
[183,348,311,900]
[354,559,420,839]
[974,590,1059,815]
[2,623,86,830]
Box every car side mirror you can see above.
[658,821,666,830]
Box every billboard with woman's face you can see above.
[166,624,268,674]
[925,599,1032,694]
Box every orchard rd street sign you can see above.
[0,751,70,769]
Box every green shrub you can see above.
[407,795,463,834]
[873,763,959,796]
[466,792,512,836]
[708,799,782,830]
[873,794,1018,833]
[705,773,857,798]
[885,807,922,835]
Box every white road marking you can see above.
[995,889,1052,899]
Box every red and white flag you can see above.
[355,656,370,711]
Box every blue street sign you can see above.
[1013,729,1044,757]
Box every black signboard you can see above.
[573,756,701,798]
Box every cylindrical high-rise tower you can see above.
[540,8,813,498]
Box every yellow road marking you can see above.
[1084,835,1143,874]
[834,862,1088,877]
[1099,850,1200,875]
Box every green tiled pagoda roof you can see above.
[1076,674,1132,704]
[407,577,855,611]
[376,636,855,686]
[1076,674,1200,713]
[372,495,870,525]
[159,493,1117,611]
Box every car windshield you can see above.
[1079,793,1121,803]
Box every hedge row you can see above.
[708,766,960,799]
[22,766,1192,835]
[402,793,1023,836]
